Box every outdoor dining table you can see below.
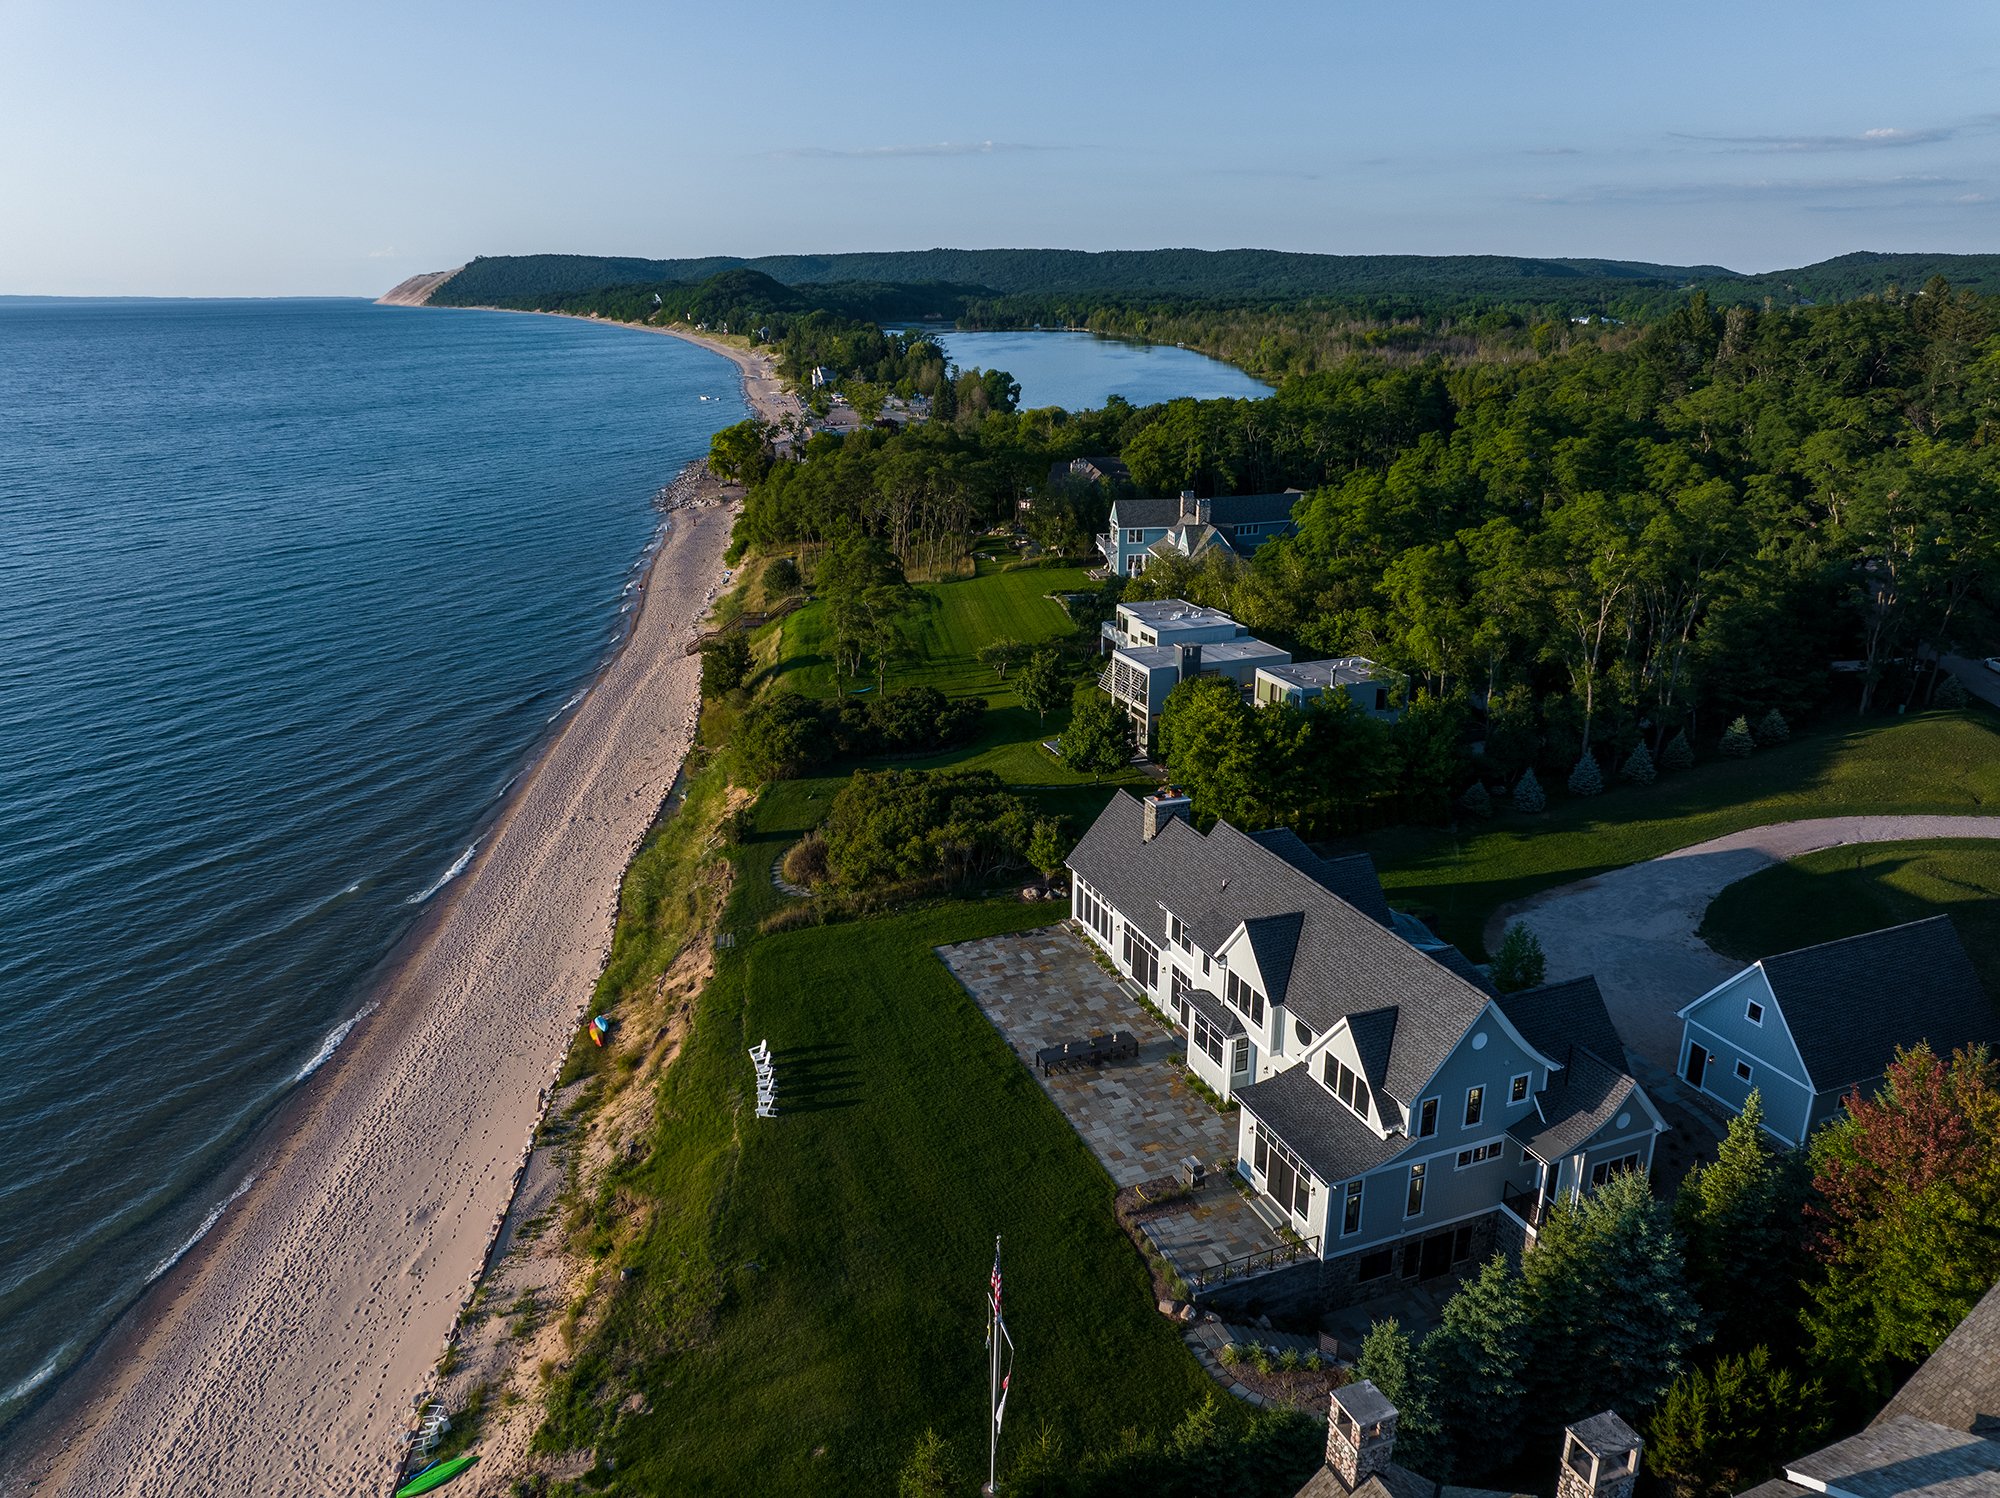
[1035,1030,1140,1075]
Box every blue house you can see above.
[1097,489,1301,577]
[1675,915,1997,1147]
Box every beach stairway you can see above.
[751,1039,776,1118]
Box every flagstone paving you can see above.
[939,924,1288,1277]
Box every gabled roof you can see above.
[1786,1415,2000,1497]
[1246,831,1395,929]
[1508,1051,1650,1161]
[1066,795,1493,1107]
[1182,981,1245,1039]
[1878,1278,2000,1437]
[1498,977,1628,1073]
[1242,912,1307,1004]
[1753,916,1997,1094]
[1110,490,1304,529]
[1235,1064,1407,1186]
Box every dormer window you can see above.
[1225,971,1265,1026]
[1321,1054,1372,1121]
[1168,912,1188,948]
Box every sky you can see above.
[4,0,1999,296]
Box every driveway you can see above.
[1942,655,2000,710]
[1487,815,2000,1073]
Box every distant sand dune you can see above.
[376,268,461,306]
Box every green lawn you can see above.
[1699,838,2000,1000]
[1361,711,2000,957]
[541,782,1224,1494]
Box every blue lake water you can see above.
[0,299,744,1421]
[920,327,1270,410]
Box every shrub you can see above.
[736,692,832,781]
[1938,674,1972,709]
[1660,728,1695,773]
[698,632,753,700]
[1755,708,1790,745]
[1621,739,1657,785]
[780,831,829,888]
[1027,817,1070,879]
[764,555,801,594]
[1277,1347,1301,1372]
[1720,716,1756,759]
[1491,923,1547,993]
[1567,751,1604,797]
[1249,1344,1275,1375]
[1218,1342,1241,1367]
[1512,766,1546,814]
[1458,782,1493,820]
[823,768,1036,892]
[1303,1351,1323,1372]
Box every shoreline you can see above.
[7,351,756,1491]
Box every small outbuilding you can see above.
[1675,915,1997,1146]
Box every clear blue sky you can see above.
[5,0,1998,295]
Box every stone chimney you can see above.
[1140,788,1192,843]
[1175,642,1202,682]
[1325,1381,1398,1490]
[1196,496,1213,525]
[1556,1413,1642,1498]
[1179,488,1197,520]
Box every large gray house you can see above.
[1068,789,1666,1299]
[1097,489,1301,576]
[1676,915,1997,1147]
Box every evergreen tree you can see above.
[1621,739,1657,785]
[1353,1319,1449,1478]
[1660,729,1695,773]
[1420,1256,1530,1476]
[1027,817,1070,880]
[899,1427,968,1498]
[1754,709,1791,745]
[1512,765,1547,813]
[1719,717,1756,759]
[1458,781,1493,819]
[1520,1171,1701,1442]
[1672,1092,1812,1355]
[1490,923,1546,993]
[1646,1347,1830,1498]
[1568,751,1605,797]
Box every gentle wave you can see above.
[1,1344,67,1409]
[547,687,588,724]
[146,1173,256,1285]
[407,842,478,904]
[293,1003,376,1083]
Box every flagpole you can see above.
[986,1234,1000,1496]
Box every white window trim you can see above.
[1746,999,1765,1025]
[1684,1018,1810,1090]
[1509,1072,1531,1104]
[1417,1096,1439,1139]
[1454,1138,1505,1170]
[1340,1180,1364,1237]
[1464,1084,1486,1128]
[1735,1059,1754,1083]
[1405,1162,1427,1218]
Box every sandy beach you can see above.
[8,320,779,1495]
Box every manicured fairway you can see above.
[1361,711,2000,956]
[1699,838,2000,1000]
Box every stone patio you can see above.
[939,925,1288,1278]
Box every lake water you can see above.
[0,298,744,1423]
[916,328,1270,410]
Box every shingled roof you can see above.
[1110,490,1303,530]
[1235,1064,1408,1185]
[1508,1051,1647,1161]
[1498,976,1628,1073]
[1877,1277,2000,1437]
[1066,793,1495,1108]
[1756,916,1998,1094]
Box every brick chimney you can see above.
[1325,1381,1398,1490]
[1179,488,1197,520]
[1140,788,1192,842]
[1175,642,1202,682]
[1556,1413,1642,1498]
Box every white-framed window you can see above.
[1405,1162,1427,1217]
[1735,1059,1753,1083]
[1295,1020,1314,1048]
[1075,882,1113,942]
[1122,927,1159,990]
[1509,1073,1530,1105]
[1167,912,1187,947]
[1342,1179,1364,1235]
[1320,1053,1372,1122]
[1125,528,1144,544]
[1191,1011,1226,1066]
[1253,1124,1314,1220]
[1455,1141,1504,1169]
[1169,968,1194,1026]
[1589,1152,1642,1188]
[1746,999,1765,1025]
[1124,556,1146,576]
[1231,1036,1250,1075]
[1417,1097,1439,1138]
[1225,971,1266,1026]
[1464,1085,1485,1128]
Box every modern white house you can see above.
[1097,489,1301,577]
[1676,915,1997,1147]
[1068,789,1667,1300]
[1254,658,1406,721]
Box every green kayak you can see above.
[395,1453,476,1496]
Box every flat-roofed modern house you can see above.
[1254,658,1407,721]
[1068,789,1666,1302]
[1676,915,1998,1147]
[1098,489,1302,577]
[1097,599,1289,748]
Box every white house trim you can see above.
[1400,999,1562,1111]
[1683,1018,1813,1092]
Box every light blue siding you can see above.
[1680,969,1816,1144]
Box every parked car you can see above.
[1985,656,2000,674]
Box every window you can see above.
[1342,1180,1363,1236]
[1374,686,1389,712]
[1075,884,1113,942]
[1124,528,1144,544]
[1192,1011,1226,1066]
[1295,1021,1314,1049]
[1510,1073,1530,1105]
[1356,1248,1394,1283]
[1320,1054,1372,1121]
[1589,1152,1642,1188]
[1452,1224,1475,1263]
[1168,913,1188,948]
[1746,999,1765,1025]
[1169,969,1195,1026]
[1455,1141,1503,1169]
[1225,971,1266,1026]
[1418,1098,1439,1138]
[1255,1124,1314,1220]
[1124,556,1146,576]
[1464,1086,1485,1128]
[1121,927,1159,990]
[1735,1060,1753,1083]
[1405,1162,1426,1217]
[1232,1036,1250,1076]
